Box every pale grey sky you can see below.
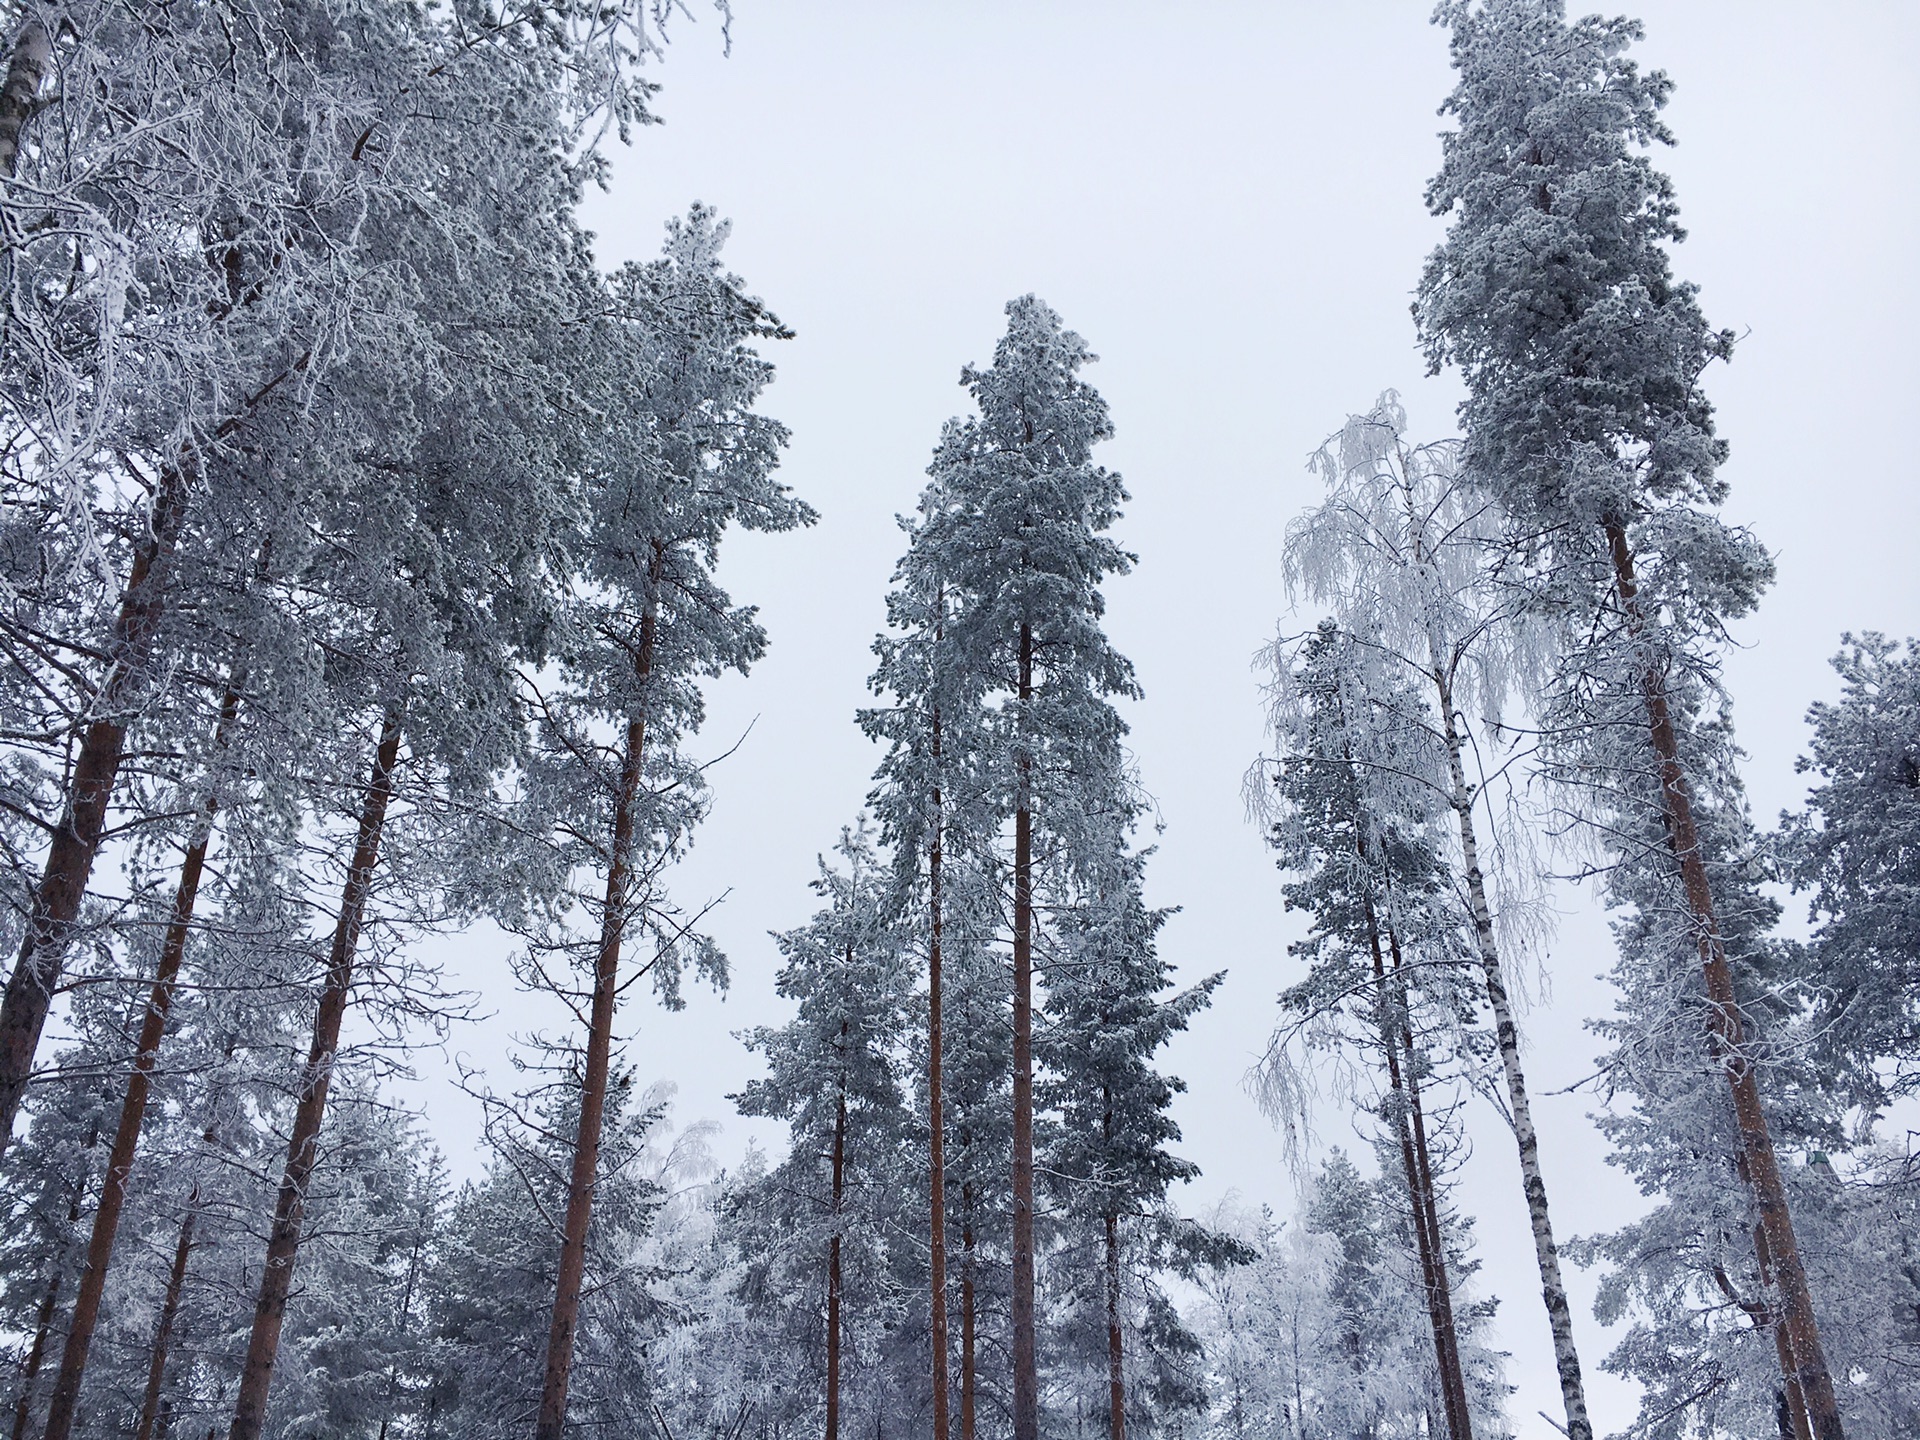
[423,5,1920,1433]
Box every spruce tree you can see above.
[1781,634,1920,1104]
[1041,860,1221,1440]
[734,824,914,1440]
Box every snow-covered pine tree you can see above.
[1284,393,1591,1438]
[914,295,1138,1440]
[1253,620,1495,1440]
[1040,857,1222,1439]
[864,460,993,1438]
[1571,713,1852,1437]
[509,206,809,1440]
[1415,3,1844,1430]
[0,0,726,1151]
[734,823,915,1439]
[0,0,464,1143]
[220,122,616,1438]
[1780,634,1920,1104]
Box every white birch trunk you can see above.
[1428,648,1592,1440]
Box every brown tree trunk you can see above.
[1388,925,1474,1440]
[1604,522,1844,1440]
[375,1224,425,1440]
[42,680,241,1440]
[0,17,51,179]
[133,1205,196,1440]
[928,710,951,1440]
[1747,1178,1815,1440]
[827,1068,847,1440]
[10,1137,93,1440]
[1103,1211,1124,1440]
[534,579,657,1440]
[1363,896,1472,1440]
[227,708,404,1440]
[0,466,193,1152]
[960,1174,976,1440]
[9,1267,63,1440]
[1010,622,1038,1440]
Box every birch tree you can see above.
[1284,393,1590,1438]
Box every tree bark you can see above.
[827,1058,847,1440]
[533,577,657,1440]
[42,680,241,1440]
[9,1266,62,1440]
[0,465,193,1152]
[1604,522,1845,1440]
[1429,664,1591,1440]
[1393,940,1473,1440]
[376,1222,425,1440]
[961,1174,976,1440]
[1747,1183,1815,1440]
[1103,1211,1124,1440]
[0,17,51,180]
[133,1205,196,1440]
[10,1137,93,1440]
[1363,894,1472,1440]
[928,707,951,1440]
[1010,622,1038,1440]
[227,707,403,1440]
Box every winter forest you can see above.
[0,0,1916,1437]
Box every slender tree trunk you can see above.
[375,1224,425,1440]
[928,707,951,1440]
[0,17,51,179]
[1010,622,1038,1440]
[133,1205,196,1440]
[1604,522,1845,1439]
[0,466,194,1152]
[1362,895,1472,1440]
[1747,1184,1815,1440]
[11,1133,94,1440]
[827,1067,847,1440]
[42,680,242,1440]
[10,1266,62,1440]
[534,577,658,1440]
[227,707,404,1440]
[1103,1211,1124,1440]
[961,1173,976,1440]
[1428,659,1592,1440]
[1394,965,1472,1440]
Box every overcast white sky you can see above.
[422,4,1920,1433]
